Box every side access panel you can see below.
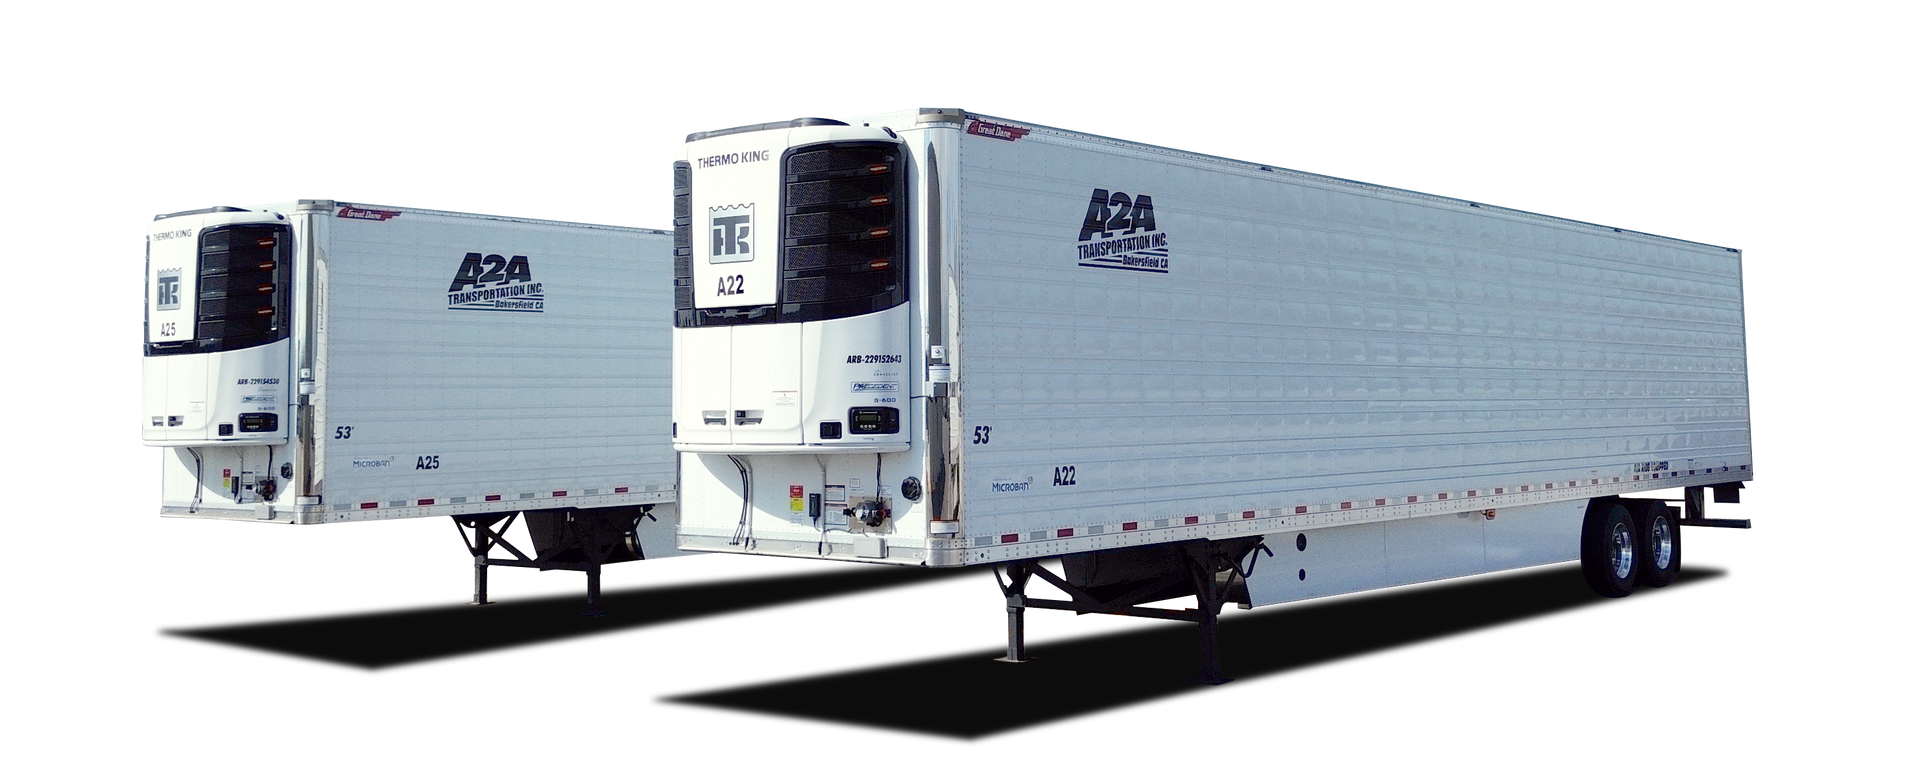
[1240,499,1585,607]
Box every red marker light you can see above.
[868,259,891,270]
[867,195,891,206]
[867,163,889,174]
[867,227,891,238]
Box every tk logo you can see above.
[710,204,753,264]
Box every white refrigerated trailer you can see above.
[143,200,684,610]
[670,109,1752,680]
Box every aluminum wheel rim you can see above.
[1609,520,1635,580]
[1650,517,1673,571]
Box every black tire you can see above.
[1580,500,1638,598]
[1633,502,1682,587]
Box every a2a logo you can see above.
[1077,189,1156,241]
[448,253,533,292]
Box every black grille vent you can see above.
[785,176,890,207]
[783,239,892,270]
[672,161,693,317]
[784,273,897,303]
[785,148,891,176]
[785,208,891,239]
[779,141,906,324]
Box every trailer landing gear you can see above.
[992,538,1264,685]
[453,506,653,615]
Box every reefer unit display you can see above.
[671,110,1751,678]
[144,201,685,602]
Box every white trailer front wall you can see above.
[944,116,1751,561]
[153,202,678,525]
[670,123,937,563]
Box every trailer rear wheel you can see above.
[1580,501,1638,598]
[1634,503,1682,587]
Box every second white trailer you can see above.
[143,200,685,610]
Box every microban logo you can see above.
[1076,188,1170,274]
[446,253,545,313]
[710,204,753,264]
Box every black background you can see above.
[139,93,1758,710]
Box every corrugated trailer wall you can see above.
[311,207,676,522]
[951,125,1750,542]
